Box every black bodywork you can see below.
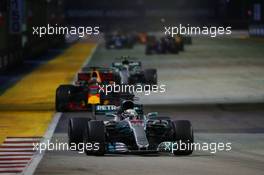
[145,35,188,55]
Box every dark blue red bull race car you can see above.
[55,67,132,112]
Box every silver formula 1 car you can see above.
[68,101,194,156]
[112,58,157,85]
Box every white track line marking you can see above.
[22,44,98,175]
[0,166,26,169]
[0,149,34,151]
[0,137,42,174]
[21,113,61,175]
[5,139,40,142]
[0,153,33,156]
[0,160,29,163]
[4,141,39,143]
[0,168,24,171]
[2,144,35,147]
[0,162,28,165]
[0,156,32,159]
[0,146,34,148]
[0,172,22,174]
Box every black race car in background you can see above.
[112,58,157,85]
[145,35,192,55]
[145,35,182,54]
[68,100,194,156]
[77,66,121,85]
[104,32,136,49]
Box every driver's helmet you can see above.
[122,109,138,120]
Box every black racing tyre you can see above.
[173,120,194,155]
[55,85,76,112]
[84,120,105,156]
[68,118,90,147]
[144,69,157,85]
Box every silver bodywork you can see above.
[126,119,149,149]
[119,68,130,84]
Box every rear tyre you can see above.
[55,85,76,112]
[173,120,194,155]
[84,120,105,156]
[144,69,157,85]
[68,118,90,148]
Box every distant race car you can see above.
[104,32,135,49]
[145,35,189,55]
[68,100,194,156]
[55,67,132,112]
[112,58,157,85]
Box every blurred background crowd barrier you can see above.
[0,0,65,72]
[0,0,263,72]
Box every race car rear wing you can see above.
[77,72,90,81]
[77,71,115,84]
[81,66,115,73]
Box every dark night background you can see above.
[0,0,263,71]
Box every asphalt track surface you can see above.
[35,38,264,175]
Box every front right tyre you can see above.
[68,117,90,150]
[144,69,157,85]
[172,120,194,155]
[83,120,106,156]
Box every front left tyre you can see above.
[144,69,157,85]
[84,120,106,156]
[172,120,194,155]
[68,117,90,147]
